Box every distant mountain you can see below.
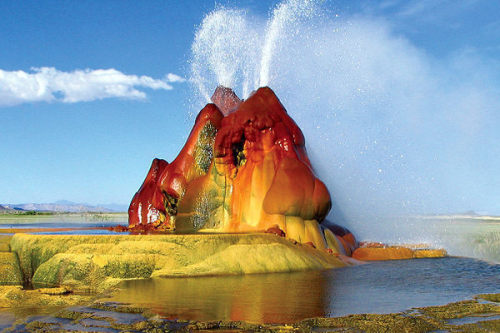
[54,200,78,206]
[0,204,19,212]
[53,200,128,212]
[6,201,128,213]
[100,203,129,212]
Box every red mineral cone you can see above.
[128,158,169,228]
[128,86,357,252]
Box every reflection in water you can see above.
[109,271,332,323]
[107,257,500,323]
[0,217,127,235]
[0,311,15,331]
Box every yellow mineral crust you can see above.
[0,286,92,309]
[0,253,23,286]
[413,249,448,258]
[352,246,447,261]
[10,233,346,292]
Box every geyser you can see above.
[129,86,356,255]
[187,0,500,257]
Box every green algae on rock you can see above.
[10,233,346,292]
[0,235,11,252]
[0,236,22,286]
[0,286,92,310]
[298,313,441,332]
[476,293,500,303]
[416,299,500,320]
[0,252,22,286]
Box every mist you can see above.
[188,0,500,242]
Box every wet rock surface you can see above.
[0,286,93,310]
[352,242,447,261]
[1,294,498,332]
[9,233,346,292]
[0,236,22,287]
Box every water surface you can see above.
[106,257,500,323]
[0,214,126,235]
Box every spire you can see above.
[210,86,241,116]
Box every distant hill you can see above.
[461,210,479,216]
[3,201,128,213]
[99,203,129,212]
[0,204,18,213]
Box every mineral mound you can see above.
[129,86,356,255]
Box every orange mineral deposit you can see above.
[129,86,356,251]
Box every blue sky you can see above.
[1,0,499,216]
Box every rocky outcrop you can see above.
[10,233,347,292]
[352,243,447,261]
[129,86,356,253]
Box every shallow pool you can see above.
[0,222,125,235]
[106,256,500,323]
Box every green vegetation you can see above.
[0,210,54,216]
[18,210,53,216]
[0,212,128,225]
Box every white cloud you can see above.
[0,67,185,107]
[165,73,186,83]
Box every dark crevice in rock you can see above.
[164,192,178,217]
[232,135,246,168]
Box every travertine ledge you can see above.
[10,233,346,292]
